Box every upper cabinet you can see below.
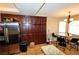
[0,14,1,22]
[26,16,46,25]
[1,14,24,23]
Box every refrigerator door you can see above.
[0,23,5,43]
[5,22,20,44]
[5,22,19,35]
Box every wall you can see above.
[73,15,79,20]
[46,17,58,42]
[46,17,65,42]
[47,17,59,35]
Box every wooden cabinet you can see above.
[0,14,1,22]
[1,14,24,23]
[0,45,8,54]
[8,43,20,54]
[0,43,20,55]
[21,16,46,45]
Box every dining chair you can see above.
[69,38,79,51]
[52,33,57,37]
[57,36,67,51]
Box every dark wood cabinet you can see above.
[0,45,8,54]
[21,16,46,44]
[8,43,20,54]
[0,43,20,55]
[1,14,24,23]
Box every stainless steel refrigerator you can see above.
[0,22,20,44]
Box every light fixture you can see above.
[64,11,74,23]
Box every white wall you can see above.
[46,17,64,42]
[46,17,59,42]
[47,17,59,34]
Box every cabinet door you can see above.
[41,18,46,25]
[0,45,8,55]
[33,33,39,44]
[20,23,29,34]
[34,17,41,24]
[8,43,19,54]
[1,14,23,23]
[0,14,1,22]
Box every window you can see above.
[69,20,79,35]
[59,21,66,33]
[59,20,79,35]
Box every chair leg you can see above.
[69,45,72,51]
[56,42,59,47]
[76,45,78,51]
[56,42,58,47]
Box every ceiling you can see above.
[0,3,79,17]
[0,3,19,13]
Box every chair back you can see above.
[70,38,79,43]
[57,36,67,47]
[52,33,57,37]
[57,36,66,42]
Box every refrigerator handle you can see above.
[4,28,9,43]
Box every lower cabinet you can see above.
[0,43,20,55]
[8,43,20,54]
[0,45,8,55]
